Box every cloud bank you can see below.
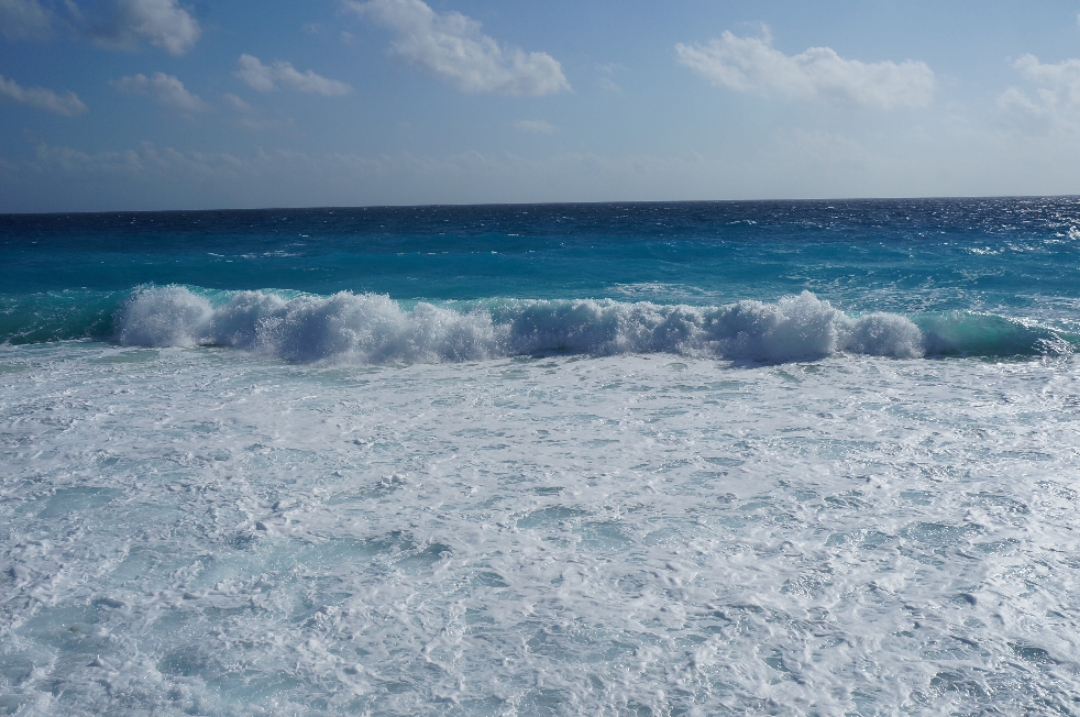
[235,54,352,96]
[0,73,87,115]
[0,0,52,39]
[676,29,934,109]
[113,72,207,111]
[346,0,569,96]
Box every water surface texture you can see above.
[3,199,1080,716]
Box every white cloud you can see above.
[676,29,935,109]
[0,73,87,115]
[0,0,52,39]
[113,72,208,111]
[514,119,556,134]
[222,93,252,112]
[346,0,569,96]
[110,0,201,54]
[235,54,352,96]
[998,54,1080,134]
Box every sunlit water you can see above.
[4,199,1080,715]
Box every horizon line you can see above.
[3,194,1079,218]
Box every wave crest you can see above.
[117,287,928,363]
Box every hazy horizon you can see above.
[6,193,1080,217]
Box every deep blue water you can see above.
[3,198,1080,357]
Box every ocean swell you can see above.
[3,286,1071,363]
[113,287,927,363]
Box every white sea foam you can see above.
[116,285,213,348]
[3,343,1080,715]
[118,287,926,362]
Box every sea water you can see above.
[2,199,1080,716]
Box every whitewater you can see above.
[3,199,1080,716]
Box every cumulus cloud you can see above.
[346,0,569,96]
[119,0,199,54]
[235,54,352,96]
[113,72,208,111]
[3,0,201,53]
[676,29,934,109]
[88,0,200,55]
[0,0,52,39]
[998,54,1080,134]
[0,73,87,115]
[514,119,556,134]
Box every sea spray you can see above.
[116,286,928,362]
[2,285,1068,360]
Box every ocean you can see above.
[2,198,1080,716]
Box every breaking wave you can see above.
[115,287,923,362]
[2,286,1074,363]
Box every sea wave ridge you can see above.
[2,286,1072,363]
[116,287,921,362]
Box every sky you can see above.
[3,0,1080,212]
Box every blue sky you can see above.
[3,0,1080,211]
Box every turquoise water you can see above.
[4,198,1080,356]
[3,200,1079,305]
[4,199,1080,716]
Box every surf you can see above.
[4,285,1071,363]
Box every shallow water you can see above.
[3,342,1080,715]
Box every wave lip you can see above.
[114,287,933,364]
